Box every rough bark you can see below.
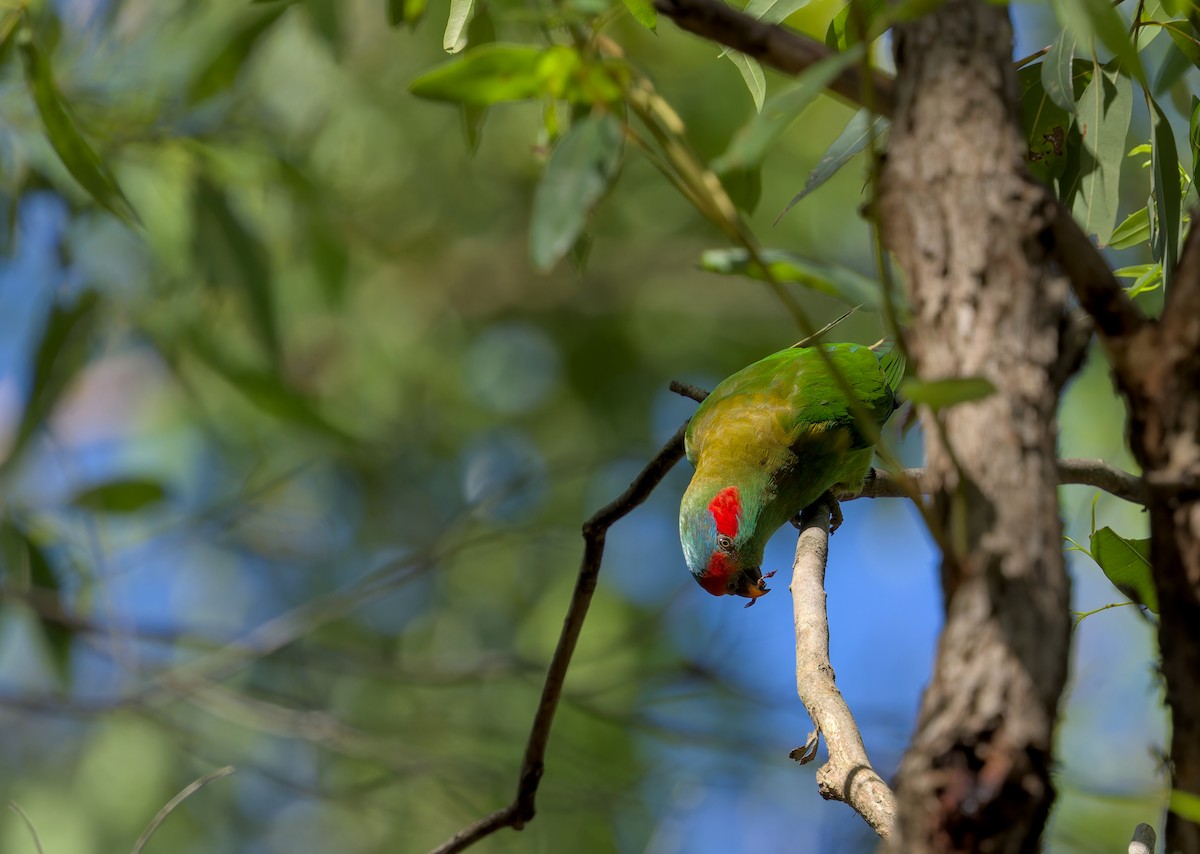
[877,3,1072,851]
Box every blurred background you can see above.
[0,0,1170,851]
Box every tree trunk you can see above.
[877,2,1073,850]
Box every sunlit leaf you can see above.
[1089,526,1157,612]
[409,44,547,106]
[71,479,168,514]
[1052,0,1146,83]
[699,247,903,313]
[1074,61,1132,244]
[745,0,812,22]
[192,176,279,368]
[17,27,138,226]
[778,110,888,222]
[443,0,474,53]
[2,291,99,475]
[529,113,623,272]
[187,6,287,103]
[1148,96,1181,289]
[824,0,885,50]
[1042,29,1077,113]
[712,46,863,173]
[727,51,765,111]
[899,376,995,411]
[622,0,657,31]
[1113,262,1156,279]
[1107,206,1150,249]
[1172,790,1200,822]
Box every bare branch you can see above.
[1128,822,1156,854]
[858,459,1146,505]
[131,766,235,854]
[428,422,690,854]
[790,502,896,837]
[653,0,894,114]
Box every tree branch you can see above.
[653,0,895,114]
[858,459,1146,505]
[427,421,690,854]
[790,501,896,837]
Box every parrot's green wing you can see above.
[686,342,902,464]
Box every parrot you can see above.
[679,341,903,604]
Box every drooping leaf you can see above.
[712,45,864,173]
[1190,94,1200,174]
[699,247,904,313]
[1107,206,1151,249]
[306,0,341,52]
[388,0,428,28]
[1171,790,1200,822]
[2,291,99,475]
[409,44,547,106]
[727,51,766,111]
[70,479,168,514]
[898,376,996,411]
[443,0,475,53]
[824,0,886,50]
[17,27,139,226]
[187,6,287,103]
[1074,61,1132,244]
[192,176,279,368]
[1154,32,1195,94]
[529,113,623,272]
[1052,0,1146,83]
[8,525,72,685]
[1042,29,1078,113]
[621,0,657,31]
[1019,65,1073,184]
[778,110,888,222]
[1148,96,1182,289]
[1089,526,1157,612]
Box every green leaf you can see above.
[712,45,864,173]
[1112,262,1157,278]
[388,0,428,28]
[192,176,279,368]
[824,0,886,50]
[778,110,887,222]
[1052,0,1146,83]
[1074,61,1132,244]
[1153,33,1195,94]
[2,292,99,476]
[529,113,623,272]
[1148,96,1182,289]
[443,0,474,53]
[16,28,139,226]
[1042,29,1077,113]
[745,0,812,22]
[1089,526,1157,612]
[71,479,168,514]
[698,247,904,313]
[727,51,766,112]
[898,376,996,411]
[187,6,287,103]
[9,526,72,685]
[1171,790,1200,822]
[1019,65,1072,185]
[1125,263,1163,297]
[1107,206,1150,249]
[409,44,547,106]
[1190,94,1200,173]
[621,0,657,30]
[720,166,762,214]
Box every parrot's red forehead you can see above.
[708,486,741,538]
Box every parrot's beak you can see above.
[734,570,770,600]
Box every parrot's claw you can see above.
[763,570,777,579]
[820,490,844,534]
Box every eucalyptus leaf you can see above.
[727,51,766,112]
[71,479,168,514]
[529,113,623,272]
[1051,0,1146,83]
[17,28,139,226]
[1074,62,1132,244]
[444,0,475,53]
[19,529,71,685]
[1042,29,1077,113]
[1107,206,1150,249]
[409,44,547,106]
[899,376,996,411]
[1089,526,1157,612]
[778,110,888,221]
[622,0,657,31]
[187,6,287,103]
[1148,96,1181,289]
[713,46,863,173]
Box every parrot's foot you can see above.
[820,490,844,534]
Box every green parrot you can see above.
[679,342,903,604]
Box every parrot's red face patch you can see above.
[699,553,734,596]
[708,486,741,538]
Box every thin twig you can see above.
[8,802,45,854]
[427,422,691,854]
[789,502,896,836]
[130,766,235,854]
[1129,822,1156,854]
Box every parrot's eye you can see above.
[716,534,734,553]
